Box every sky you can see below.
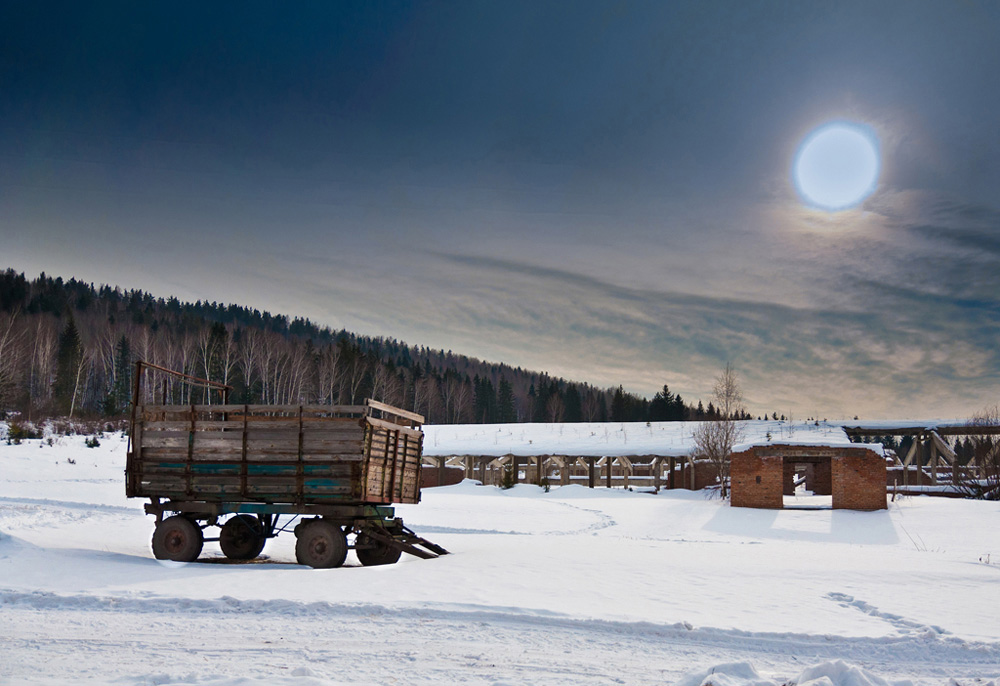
[2,1,999,419]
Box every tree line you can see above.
[0,269,717,424]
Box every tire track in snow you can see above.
[0,496,138,514]
[3,588,999,674]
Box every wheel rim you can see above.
[309,535,329,558]
[165,530,187,554]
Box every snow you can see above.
[733,437,886,455]
[838,420,972,432]
[2,427,1000,685]
[423,419,853,458]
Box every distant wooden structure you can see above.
[844,424,1000,488]
[421,453,716,491]
[420,421,1000,496]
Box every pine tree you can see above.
[563,384,582,422]
[611,385,627,421]
[671,393,686,421]
[104,334,132,416]
[53,314,83,416]
[497,377,516,423]
[649,384,673,421]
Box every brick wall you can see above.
[783,461,796,495]
[731,453,783,508]
[420,466,465,488]
[811,459,832,495]
[832,451,887,510]
[668,460,718,490]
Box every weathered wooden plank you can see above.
[243,451,365,462]
[245,437,300,449]
[300,427,365,438]
[245,428,363,439]
[365,416,423,438]
[143,422,195,432]
[301,404,369,414]
[301,441,364,454]
[146,420,247,431]
[190,436,246,446]
[142,436,190,449]
[140,460,355,475]
[142,428,245,441]
[141,404,246,413]
[366,399,425,424]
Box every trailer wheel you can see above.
[355,532,403,566]
[152,515,204,562]
[220,515,266,560]
[295,520,348,568]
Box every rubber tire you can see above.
[295,520,348,568]
[355,532,402,567]
[152,515,204,562]
[219,515,266,560]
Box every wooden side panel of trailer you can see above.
[361,417,423,505]
[128,404,394,504]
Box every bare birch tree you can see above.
[0,311,24,410]
[581,389,600,422]
[29,318,58,415]
[546,393,565,422]
[317,343,342,404]
[692,363,746,498]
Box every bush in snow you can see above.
[7,420,42,444]
[85,436,101,448]
[500,462,516,490]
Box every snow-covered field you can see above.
[2,430,999,685]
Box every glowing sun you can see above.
[793,122,880,211]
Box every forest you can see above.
[0,269,721,424]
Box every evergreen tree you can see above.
[473,375,497,423]
[53,314,83,415]
[671,393,686,421]
[533,381,552,423]
[611,385,627,421]
[649,384,673,421]
[497,377,516,423]
[563,383,582,422]
[103,334,133,416]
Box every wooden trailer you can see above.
[126,362,447,568]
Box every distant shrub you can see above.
[7,420,42,444]
[500,462,516,490]
[85,436,101,448]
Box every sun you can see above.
[792,122,880,211]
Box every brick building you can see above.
[730,443,887,510]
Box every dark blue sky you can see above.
[3,1,999,417]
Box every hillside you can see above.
[1,268,700,424]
